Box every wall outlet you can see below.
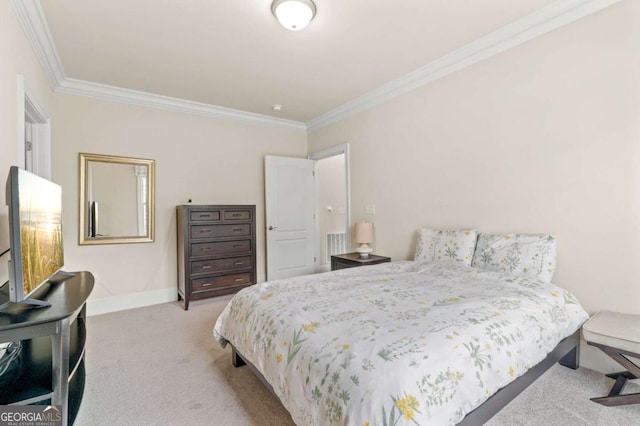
[365,204,376,215]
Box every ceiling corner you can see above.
[306,0,623,132]
[11,0,66,89]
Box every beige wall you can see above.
[308,1,639,369]
[0,4,54,285]
[53,93,307,303]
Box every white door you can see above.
[265,155,316,281]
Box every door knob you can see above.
[268,226,278,230]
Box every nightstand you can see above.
[330,252,391,271]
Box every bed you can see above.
[214,255,588,425]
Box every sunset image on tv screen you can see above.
[19,171,64,295]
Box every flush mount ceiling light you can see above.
[271,0,317,31]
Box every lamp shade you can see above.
[271,0,317,31]
[354,222,374,244]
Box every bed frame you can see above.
[230,329,581,425]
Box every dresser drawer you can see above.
[223,209,252,221]
[191,240,251,257]
[189,210,221,222]
[191,256,252,274]
[191,273,252,292]
[190,224,251,239]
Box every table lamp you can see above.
[354,222,374,258]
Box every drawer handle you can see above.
[202,265,212,270]
[201,247,212,251]
[201,282,213,287]
[199,214,211,218]
[200,229,212,233]
[234,277,244,282]
[232,244,243,248]
[232,228,243,232]
[234,261,244,266]
[232,213,242,217]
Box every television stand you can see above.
[0,271,93,426]
[48,271,77,284]
[0,297,51,311]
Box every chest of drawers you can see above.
[177,205,256,310]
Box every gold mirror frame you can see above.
[79,153,155,245]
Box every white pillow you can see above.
[471,233,557,282]
[414,228,477,266]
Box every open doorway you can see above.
[264,144,350,280]
[309,144,351,272]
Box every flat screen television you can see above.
[3,166,65,308]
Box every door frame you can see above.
[17,75,51,179]
[309,143,351,270]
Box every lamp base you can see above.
[356,244,373,258]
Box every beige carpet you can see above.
[75,297,640,425]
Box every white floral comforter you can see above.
[214,261,588,425]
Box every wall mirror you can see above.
[79,153,155,245]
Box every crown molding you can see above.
[306,0,622,132]
[12,0,306,131]
[10,0,65,89]
[57,79,307,131]
[13,0,620,133]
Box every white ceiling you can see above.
[26,0,622,131]
[38,0,560,123]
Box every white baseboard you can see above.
[318,264,331,273]
[87,287,177,316]
[87,275,267,316]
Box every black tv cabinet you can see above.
[0,271,94,426]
